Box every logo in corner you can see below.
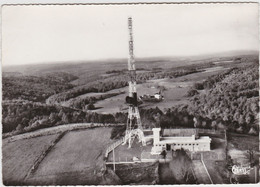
[231,165,252,175]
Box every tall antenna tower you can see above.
[123,17,146,148]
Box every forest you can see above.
[2,72,77,102]
[2,100,116,136]
[187,63,259,135]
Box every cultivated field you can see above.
[26,128,114,185]
[2,134,61,185]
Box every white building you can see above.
[154,93,163,100]
[151,128,211,155]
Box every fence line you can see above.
[104,136,126,158]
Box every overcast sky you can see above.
[2,3,259,66]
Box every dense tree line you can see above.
[3,100,196,138]
[2,72,77,102]
[106,69,127,74]
[2,101,118,135]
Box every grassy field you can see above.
[93,65,227,114]
[228,132,259,151]
[2,134,61,185]
[203,160,226,184]
[27,128,114,185]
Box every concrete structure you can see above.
[151,128,211,155]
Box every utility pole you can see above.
[123,17,146,148]
[113,148,115,172]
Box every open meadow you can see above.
[91,64,230,113]
[2,134,62,185]
[26,127,114,185]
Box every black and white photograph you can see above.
[1,2,259,185]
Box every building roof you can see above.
[162,128,198,137]
[159,136,211,144]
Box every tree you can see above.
[247,149,255,166]
[71,111,79,123]
[90,113,98,122]
[58,109,65,118]
[21,117,29,126]
[201,120,207,128]
[236,126,243,133]
[248,127,257,135]
[193,117,198,128]
[62,113,69,123]
[245,113,253,124]
[217,122,225,130]
[161,150,167,163]
[169,149,194,184]
[211,121,217,130]
[16,124,24,131]
[87,103,95,110]
[193,82,204,90]
[186,89,199,97]
[238,115,245,125]
[49,112,58,122]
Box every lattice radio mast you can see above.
[123,17,146,148]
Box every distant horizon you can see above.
[2,49,259,68]
[2,4,258,66]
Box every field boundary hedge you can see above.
[4,123,124,143]
[24,132,66,181]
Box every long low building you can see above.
[151,128,211,155]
